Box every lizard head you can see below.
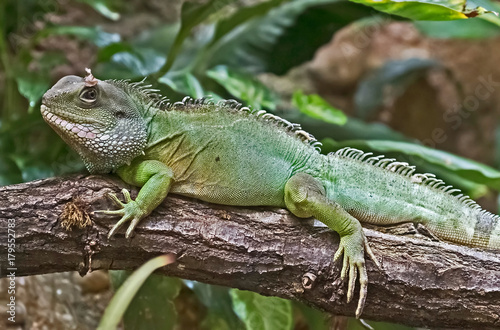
[41,69,147,173]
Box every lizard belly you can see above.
[169,154,292,207]
[171,180,287,206]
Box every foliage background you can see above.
[1,0,500,329]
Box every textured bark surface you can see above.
[0,175,499,328]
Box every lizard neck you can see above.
[84,100,149,174]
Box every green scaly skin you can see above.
[41,70,500,318]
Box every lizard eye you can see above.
[80,88,98,103]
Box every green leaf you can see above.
[280,111,410,143]
[206,65,279,110]
[159,71,206,99]
[322,139,500,191]
[97,23,181,64]
[478,3,500,27]
[133,23,182,54]
[183,281,244,330]
[230,289,292,330]
[292,90,347,125]
[154,0,238,78]
[206,0,346,73]
[8,154,55,182]
[15,73,50,111]
[38,26,121,47]
[76,0,120,20]
[414,19,500,38]
[294,302,330,330]
[354,58,442,119]
[97,42,134,62]
[266,2,377,75]
[13,52,66,111]
[95,48,166,79]
[98,254,176,330]
[122,275,181,330]
[211,0,286,45]
[95,23,186,79]
[414,0,500,36]
[348,0,496,20]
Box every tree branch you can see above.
[0,175,499,328]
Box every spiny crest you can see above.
[331,147,499,218]
[103,76,323,152]
[105,78,171,110]
[166,96,323,152]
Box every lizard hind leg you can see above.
[284,172,379,318]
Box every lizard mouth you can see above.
[41,104,98,140]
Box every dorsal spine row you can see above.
[110,78,323,152]
[331,147,500,221]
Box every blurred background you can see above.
[1,0,500,329]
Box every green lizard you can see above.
[41,69,500,318]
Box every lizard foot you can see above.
[94,189,146,239]
[333,232,380,318]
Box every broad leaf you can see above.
[184,281,244,330]
[8,154,59,182]
[122,275,181,330]
[95,48,166,79]
[414,18,500,38]
[14,51,66,110]
[266,2,377,74]
[211,0,286,45]
[294,302,330,330]
[349,0,495,20]
[154,0,238,78]
[96,24,182,79]
[415,0,500,36]
[99,255,176,330]
[292,90,347,125]
[280,112,410,142]
[159,71,206,99]
[207,0,348,73]
[37,26,121,47]
[77,0,120,20]
[230,289,292,330]
[15,73,51,111]
[206,65,278,110]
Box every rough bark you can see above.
[0,175,499,328]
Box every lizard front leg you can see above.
[284,173,379,318]
[96,159,174,239]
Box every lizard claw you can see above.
[333,232,378,318]
[94,189,146,239]
[364,237,381,270]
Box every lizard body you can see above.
[40,70,500,317]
